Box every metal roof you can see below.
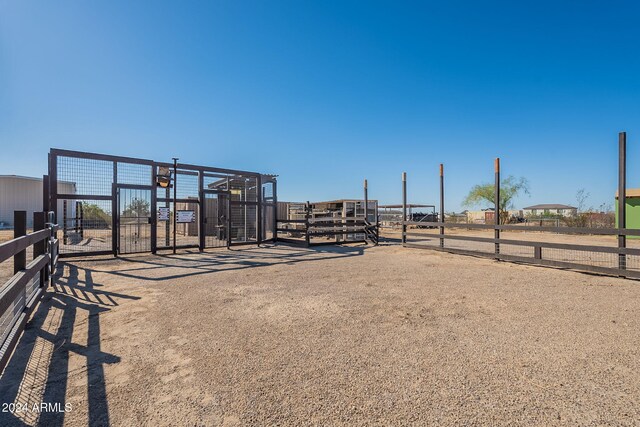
[0,175,43,182]
[523,204,577,210]
[379,204,435,209]
[615,189,640,198]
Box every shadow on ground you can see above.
[95,242,369,282]
[0,242,367,426]
[0,264,139,427]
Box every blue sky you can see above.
[2,1,640,211]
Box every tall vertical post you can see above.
[14,211,26,274]
[364,179,369,221]
[305,201,311,247]
[34,211,46,286]
[618,132,627,270]
[226,188,231,249]
[50,152,58,226]
[439,164,445,249]
[273,180,278,242]
[151,164,158,254]
[79,202,84,240]
[165,186,170,247]
[257,174,263,246]
[402,172,407,245]
[198,171,204,252]
[75,201,80,234]
[42,174,50,213]
[494,158,500,257]
[112,162,118,256]
[63,200,68,245]
[172,158,178,254]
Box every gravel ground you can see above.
[1,242,640,426]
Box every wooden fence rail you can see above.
[401,133,640,279]
[0,211,59,373]
[276,217,379,247]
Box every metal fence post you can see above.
[534,246,542,260]
[79,202,84,240]
[198,171,204,252]
[173,157,178,254]
[75,201,80,234]
[14,211,26,274]
[439,164,445,249]
[272,180,278,242]
[42,174,50,212]
[402,172,407,245]
[494,158,500,257]
[619,132,627,271]
[305,201,311,247]
[364,179,368,222]
[34,212,46,286]
[151,164,158,254]
[112,162,118,256]
[257,174,263,246]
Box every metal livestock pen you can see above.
[46,149,277,257]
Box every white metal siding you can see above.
[0,177,42,227]
[0,176,76,227]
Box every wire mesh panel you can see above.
[57,155,113,196]
[176,172,200,200]
[175,201,199,247]
[118,162,153,186]
[51,149,276,255]
[156,200,173,250]
[262,181,275,202]
[262,204,275,241]
[230,204,257,243]
[118,187,152,254]
[230,177,258,202]
[0,282,26,350]
[203,192,229,248]
[204,175,228,191]
[57,199,113,254]
[155,200,200,249]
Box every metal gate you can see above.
[46,148,277,257]
[201,190,230,248]
[117,185,153,254]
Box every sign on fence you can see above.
[158,207,170,221]
[176,210,196,223]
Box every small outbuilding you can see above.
[0,175,75,228]
[615,189,640,229]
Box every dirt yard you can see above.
[1,243,639,426]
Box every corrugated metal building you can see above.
[0,175,75,228]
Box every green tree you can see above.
[462,176,530,224]
[82,203,111,228]
[123,198,150,217]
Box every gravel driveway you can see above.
[1,243,639,426]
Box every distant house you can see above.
[523,204,577,217]
[466,208,523,224]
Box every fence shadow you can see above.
[0,264,139,427]
[104,242,368,282]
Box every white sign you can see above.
[176,210,196,223]
[158,207,170,221]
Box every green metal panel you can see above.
[615,197,640,237]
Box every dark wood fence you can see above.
[402,221,640,279]
[401,132,640,279]
[0,211,59,373]
[277,217,379,247]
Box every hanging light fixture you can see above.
[157,166,172,188]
